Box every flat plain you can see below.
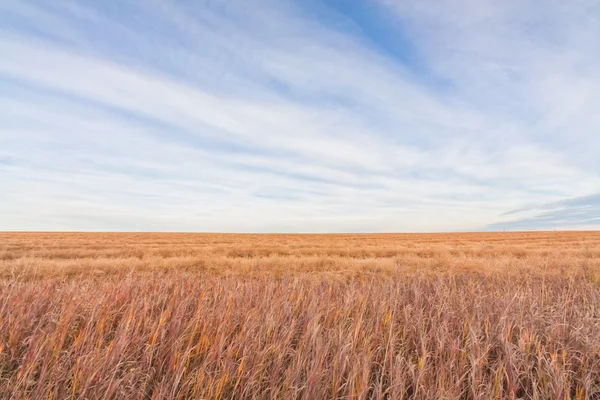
[1,231,600,399]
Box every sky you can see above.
[1,0,599,232]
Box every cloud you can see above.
[0,0,599,231]
[486,193,600,230]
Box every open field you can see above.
[1,232,600,398]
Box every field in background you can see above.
[1,232,600,398]
[3,231,600,279]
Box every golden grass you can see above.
[1,232,600,398]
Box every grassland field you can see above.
[1,231,600,399]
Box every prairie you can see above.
[1,232,600,399]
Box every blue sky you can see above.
[1,0,599,232]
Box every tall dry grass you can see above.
[1,232,600,398]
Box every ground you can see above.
[1,232,599,398]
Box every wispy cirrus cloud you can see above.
[1,0,599,232]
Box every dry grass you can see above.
[1,232,600,399]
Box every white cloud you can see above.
[0,0,598,231]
